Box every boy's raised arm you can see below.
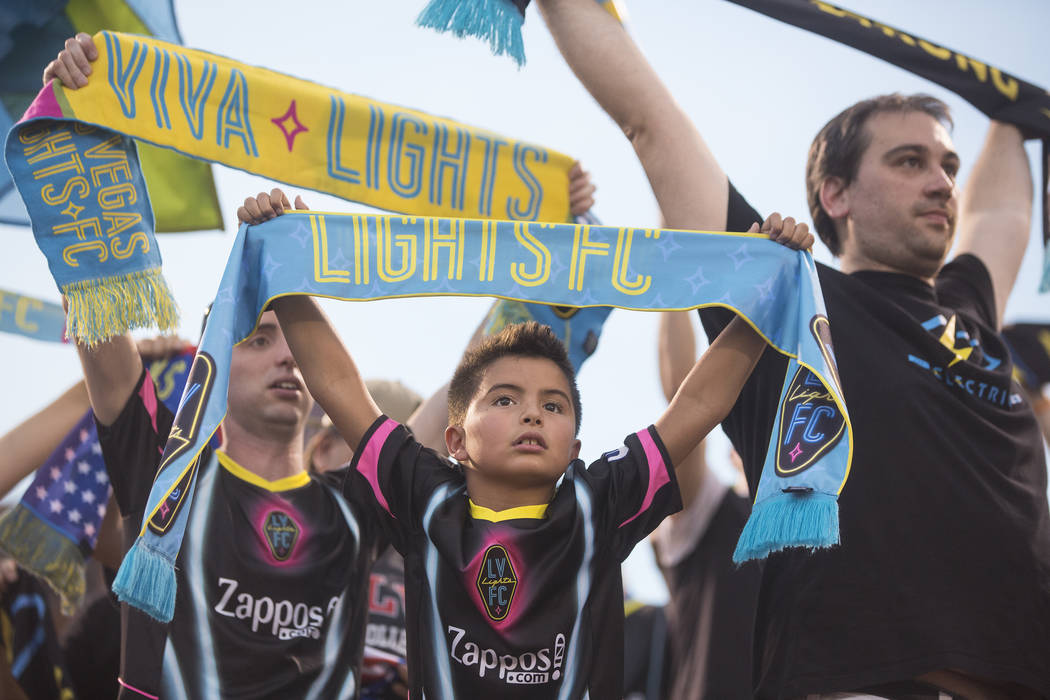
[655,315,765,469]
[240,190,382,450]
[654,215,814,468]
[536,0,728,232]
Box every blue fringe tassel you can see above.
[416,0,527,66]
[112,541,177,623]
[732,491,839,564]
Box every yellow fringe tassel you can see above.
[0,504,86,614]
[62,267,180,346]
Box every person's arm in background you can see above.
[953,122,1032,327]
[658,311,709,512]
[0,381,89,499]
[536,0,727,232]
[1025,388,1050,444]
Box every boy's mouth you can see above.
[513,432,547,450]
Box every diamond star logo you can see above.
[62,200,84,220]
[271,100,308,152]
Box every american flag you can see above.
[20,409,110,552]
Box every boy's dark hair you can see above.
[805,93,953,256]
[448,321,582,435]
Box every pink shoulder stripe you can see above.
[619,429,671,529]
[356,418,398,517]
[138,374,159,435]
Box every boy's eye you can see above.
[900,156,922,168]
[249,335,269,347]
[494,396,513,407]
[543,401,563,413]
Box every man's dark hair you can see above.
[448,321,582,435]
[805,93,953,255]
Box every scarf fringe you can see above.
[62,268,179,346]
[112,540,177,623]
[733,491,839,564]
[0,504,86,614]
[416,0,527,66]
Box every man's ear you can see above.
[445,424,469,463]
[819,176,849,220]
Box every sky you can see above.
[3,0,1048,603]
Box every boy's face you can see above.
[447,355,581,498]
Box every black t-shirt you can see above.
[98,370,382,699]
[349,417,681,700]
[621,601,669,700]
[658,488,760,699]
[699,185,1050,698]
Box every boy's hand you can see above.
[750,212,814,251]
[568,162,596,217]
[43,33,98,88]
[237,188,310,224]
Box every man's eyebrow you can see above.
[882,143,928,160]
[883,143,960,164]
[251,322,278,335]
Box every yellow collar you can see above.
[468,499,548,522]
[217,451,311,492]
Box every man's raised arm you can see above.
[536,0,728,232]
[953,121,1032,326]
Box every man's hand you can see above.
[568,162,596,217]
[135,335,192,361]
[749,212,814,251]
[42,33,98,88]
[237,188,310,225]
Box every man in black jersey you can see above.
[70,305,381,698]
[537,1,1049,698]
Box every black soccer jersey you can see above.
[699,184,1050,698]
[349,417,681,700]
[99,370,382,699]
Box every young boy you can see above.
[244,189,812,699]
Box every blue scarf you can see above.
[0,288,66,343]
[114,211,851,621]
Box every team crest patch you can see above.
[775,366,845,477]
[263,510,300,562]
[476,544,517,621]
